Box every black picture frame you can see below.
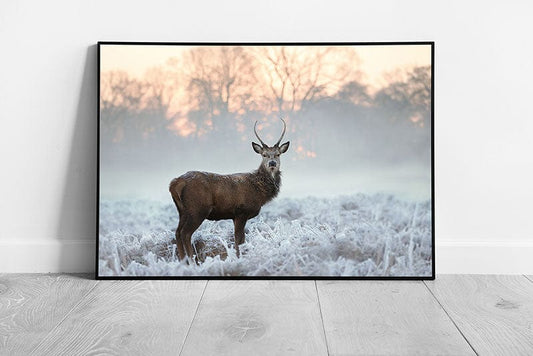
[96,41,435,280]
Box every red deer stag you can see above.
[169,118,290,262]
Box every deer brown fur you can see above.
[169,119,290,262]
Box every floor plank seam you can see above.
[314,281,331,356]
[422,281,479,356]
[29,279,100,354]
[178,280,208,356]
[523,275,533,284]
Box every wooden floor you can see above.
[1,275,532,355]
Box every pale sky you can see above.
[100,44,431,90]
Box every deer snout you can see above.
[268,160,277,167]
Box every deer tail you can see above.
[169,178,187,211]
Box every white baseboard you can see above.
[1,239,532,274]
[0,239,96,273]
[436,240,533,275]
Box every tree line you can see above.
[100,46,431,165]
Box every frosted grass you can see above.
[98,194,432,277]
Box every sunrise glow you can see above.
[100,44,431,138]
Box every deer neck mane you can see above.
[251,165,281,202]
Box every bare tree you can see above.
[253,46,361,115]
[100,71,145,142]
[143,67,176,114]
[336,80,372,106]
[100,71,144,113]
[177,47,259,136]
[374,66,431,127]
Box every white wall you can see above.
[1,0,532,274]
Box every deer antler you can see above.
[274,118,287,147]
[254,121,268,147]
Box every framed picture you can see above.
[97,42,434,279]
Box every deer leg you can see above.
[173,216,187,261]
[233,217,247,258]
[181,211,209,264]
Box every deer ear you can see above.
[279,141,290,154]
[252,142,263,154]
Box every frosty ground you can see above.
[98,194,432,277]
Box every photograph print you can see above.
[97,42,434,278]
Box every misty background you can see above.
[99,45,432,202]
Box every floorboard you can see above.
[180,280,328,356]
[425,275,533,356]
[317,280,475,355]
[5,274,533,355]
[0,273,97,356]
[30,279,206,355]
